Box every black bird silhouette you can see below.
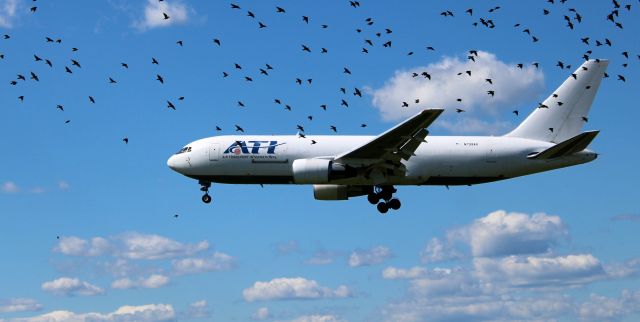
[330,126,337,132]
[321,48,328,53]
[259,68,268,75]
[311,140,317,144]
[238,101,245,107]
[89,96,95,104]
[354,88,362,97]
[303,16,309,23]
[302,44,311,52]
[222,72,229,77]
[349,1,360,8]
[34,54,42,61]
[56,104,64,111]
[296,125,305,132]
[235,125,244,132]
[513,110,519,116]
[343,67,351,74]
[296,78,302,85]
[216,126,222,131]
[157,74,164,83]
[213,38,221,46]
[231,3,240,9]
[485,78,493,84]
[274,99,281,104]
[245,76,253,81]
[234,63,242,69]
[30,6,37,13]
[18,95,24,101]
[298,133,306,138]
[456,108,465,113]
[176,40,183,46]
[45,59,52,67]
[466,8,473,15]
[320,104,327,110]
[163,12,170,20]
[71,59,81,68]
[108,77,117,84]
[167,101,176,110]
[285,105,292,111]
[121,63,128,68]
[258,22,267,28]
[402,102,409,107]
[341,99,348,107]
[123,138,129,144]
[151,58,160,65]
[30,72,39,81]
[487,90,495,97]
[17,74,25,81]
[276,6,285,13]
[617,75,626,82]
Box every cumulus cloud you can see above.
[370,51,544,120]
[382,266,427,280]
[348,246,392,267]
[242,277,351,302]
[288,315,346,322]
[54,232,209,260]
[9,304,175,322]
[134,0,190,31]
[426,210,568,261]
[474,254,606,287]
[252,307,270,320]
[111,274,170,290]
[172,252,235,275]
[2,181,20,193]
[180,300,211,320]
[578,290,640,321]
[41,277,104,297]
[0,298,42,313]
[0,0,18,28]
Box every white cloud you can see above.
[181,300,210,320]
[382,266,427,280]
[274,240,300,255]
[252,307,270,320]
[111,274,170,289]
[347,246,392,267]
[288,315,346,322]
[134,0,190,31]
[41,277,104,297]
[0,0,18,28]
[54,236,111,257]
[420,237,461,263]
[369,51,544,134]
[305,250,342,265]
[0,298,42,313]
[172,252,235,275]
[474,254,606,287]
[9,304,175,322]
[57,181,70,190]
[578,290,640,321]
[2,181,19,193]
[54,233,209,260]
[242,277,351,302]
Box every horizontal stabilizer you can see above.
[528,130,599,160]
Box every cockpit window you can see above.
[175,146,192,154]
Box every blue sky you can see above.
[0,0,639,321]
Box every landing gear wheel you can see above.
[388,198,401,210]
[202,194,212,204]
[377,202,389,214]
[368,193,380,205]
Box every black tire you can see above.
[377,202,389,214]
[367,193,380,204]
[202,194,212,204]
[379,190,392,201]
[388,198,401,210]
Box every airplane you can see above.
[168,59,608,213]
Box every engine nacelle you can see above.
[313,184,370,200]
[292,159,355,184]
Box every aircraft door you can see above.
[209,143,220,161]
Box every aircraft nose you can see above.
[167,155,179,171]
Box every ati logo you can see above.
[223,141,283,155]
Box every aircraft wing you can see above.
[335,109,444,165]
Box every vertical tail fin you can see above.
[506,59,608,143]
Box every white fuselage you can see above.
[167,135,597,186]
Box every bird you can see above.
[176,40,183,46]
[354,88,362,97]
[238,101,245,107]
[513,110,519,116]
[311,140,317,145]
[298,133,306,138]
[213,38,221,46]
[301,44,311,52]
[152,57,159,65]
[121,63,128,68]
[34,54,42,61]
[123,138,129,144]
[30,72,39,81]
[234,63,242,69]
[18,95,24,101]
[274,99,281,104]
[402,102,409,107]
[45,59,52,67]
[258,22,267,28]
[156,74,164,84]
[108,77,117,84]
[617,75,626,82]
[485,78,493,84]
[173,214,179,218]
[167,101,176,110]
[343,67,352,74]
[302,16,309,23]
[341,99,349,107]
[230,3,240,9]
[163,12,170,20]
[235,125,244,132]
[89,96,96,104]
[361,124,367,128]
[30,6,37,13]
[276,6,285,13]
[330,125,337,132]
[456,108,465,113]
[487,90,495,97]
[215,126,222,131]
[296,125,305,132]
[71,59,81,68]
[56,104,64,111]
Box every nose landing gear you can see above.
[368,185,401,214]
[199,180,212,204]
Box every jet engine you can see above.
[292,159,355,184]
[313,184,370,200]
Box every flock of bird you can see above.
[1,0,637,146]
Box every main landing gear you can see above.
[199,180,212,204]
[367,185,401,214]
